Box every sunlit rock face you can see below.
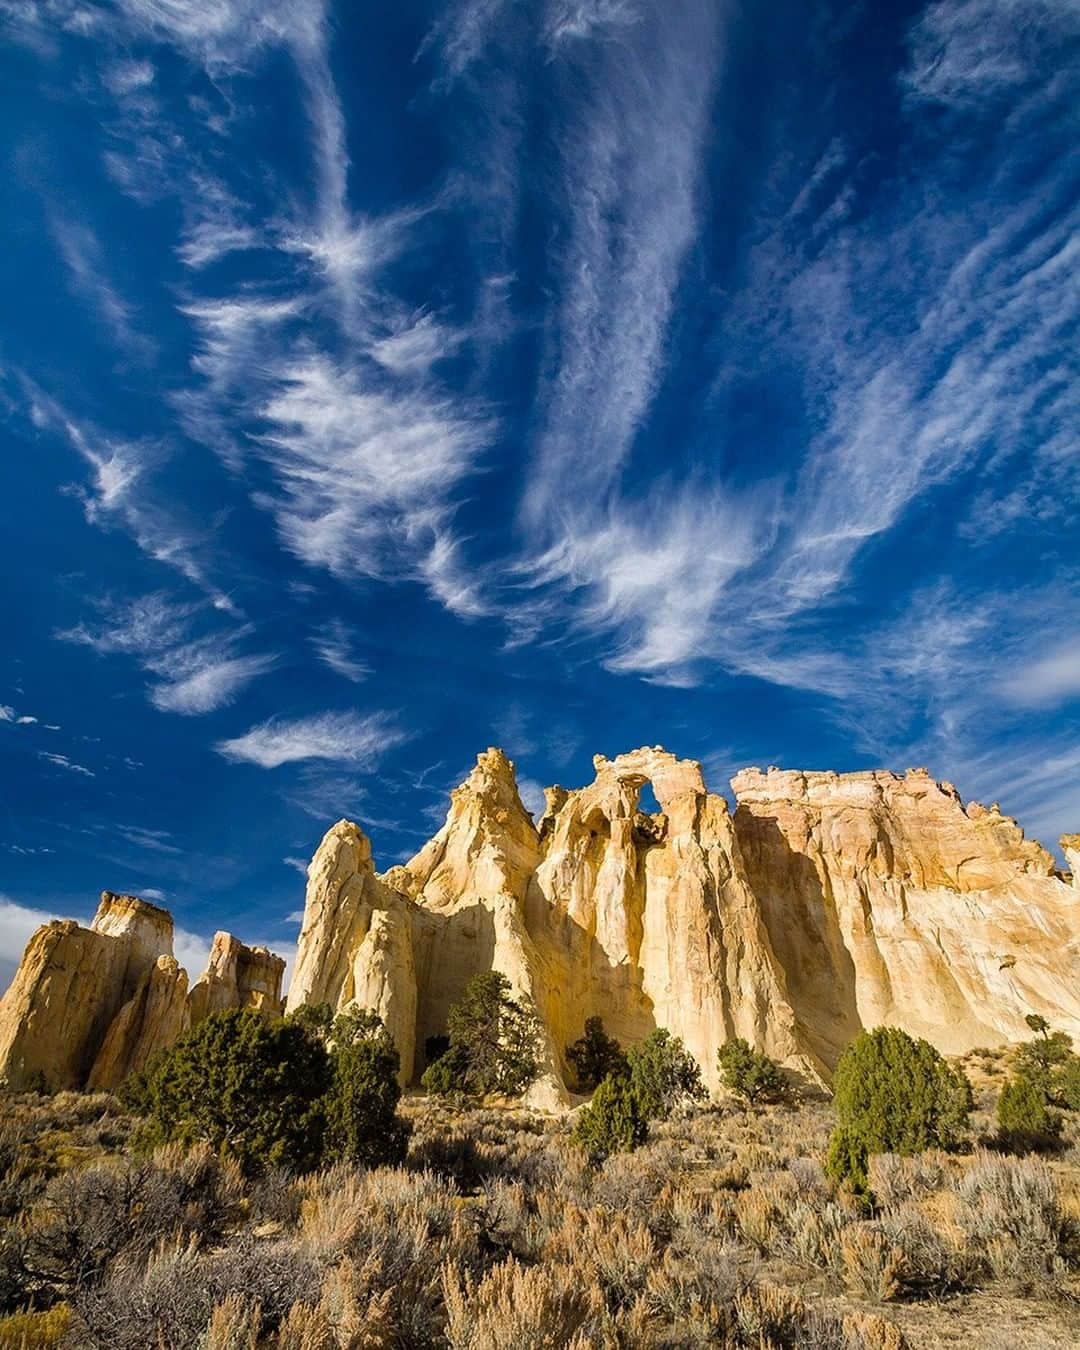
[3,749,1077,1101]
[0,895,283,1092]
[187,932,286,1027]
[288,744,1078,1102]
[732,767,1080,1066]
[0,892,176,1090]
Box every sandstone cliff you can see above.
[731,766,1080,1066]
[0,893,175,1090]
[0,894,284,1092]
[287,747,1079,1101]
[3,746,1078,1101]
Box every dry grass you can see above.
[0,1087,1076,1347]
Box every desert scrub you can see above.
[827,1028,973,1190]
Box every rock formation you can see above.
[3,745,1078,1102]
[0,893,175,1091]
[87,956,188,1092]
[287,747,1080,1103]
[0,893,283,1092]
[187,932,286,1026]
[731,767,1080,1067]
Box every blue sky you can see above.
[1,0,1077,992]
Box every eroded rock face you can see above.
[287,746,1080,1102]
[4,747,1077,1101]
[287,820,417,1083]
[0,893,176,1090]
[88,956,188,1092]
[188,932,286,1027]
[731,767,1080,1064]
[0,896,283,1092]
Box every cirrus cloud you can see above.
[215,710,407,769]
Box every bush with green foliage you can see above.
[421,972,541,1098]
[1056,1054,1080,1111]
[1014,1015,1073,1098]
[570,1074,648,1162]
[825,1027,972,1191]
[324,1007,409,1167]
[996,1074,1063,1153]
[625,1029,706,1120]
[565,1017,627,1092]
[717,1037,788,1104]
[132,1010,332,1174]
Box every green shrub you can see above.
[1014,1024,1073,1098]
[825,1028,972,1191]
[421,973,542,1099]
[626,1029,706,1121]
[565,1017,627,1091]
[717,1038,788,1104]
[570,1075,648,1162]
[996,1075,1062,1153]
[1056,1054,1080,1111]
[324,1008,409,1167]
[133,1010,331,1174]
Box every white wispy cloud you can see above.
[115,824,181,855]
[138,886,167,901]
[216,710,407,769]
[102,57,155,96]
[49,217,154,360]
[38,751,94,778]
[58,593,274,716]
[311,618,369,683]
[112,0,324,74]
[15,378,237,609]
[253,352,490,593]
[491,0,1078,711]
[545,0,640,45]
[367,313,466,376]
[0,706,37,725]
[904,0,1078,106]
[998,640,1080,710]
[176,175,261,269]
[523,2,719,523]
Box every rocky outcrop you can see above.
[287,820,418,1082]
[88,956,188,1092]
[0,893,284,1092]
[4,746,1078,1103]
[526,748,817,1091]
[0,893,175,1090]
[188,932,286,1026]
[287,747,1080,1102]
[731,767,1080,1065]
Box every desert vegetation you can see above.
[0,1017,1078,1348]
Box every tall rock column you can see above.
[287,820,417,1083]
[390,748,564,1107]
